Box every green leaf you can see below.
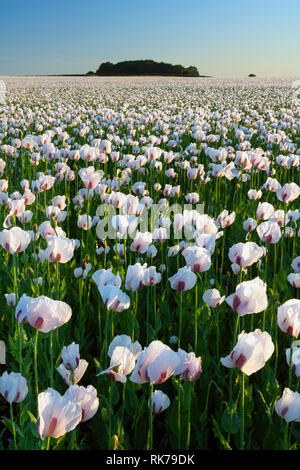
[27,410,37,423]
[2,417,25,439]
[111,382,120,406]
[53,435,66,450]
[154,312,162,332]
[211,416,232,450]
[199,410,208,424]
[221,408,240,434]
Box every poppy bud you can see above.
[5,293,16,307]
[101,407,109,422]
[108,434,118,450]
[61,342,80,371]
[82,260,87,270]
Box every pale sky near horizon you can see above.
[0,0,300,78]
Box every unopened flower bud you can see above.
[101,407,109,422]
[61,342,80,371]
[108,434,118,450]
[82,260,87,270]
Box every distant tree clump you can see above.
[94,60,201,77]
[248,73,256,77]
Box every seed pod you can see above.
[108,434,118,450]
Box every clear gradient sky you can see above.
[0,0,300,78]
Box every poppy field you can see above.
[0,75,299,451]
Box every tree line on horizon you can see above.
[87,60,203,77]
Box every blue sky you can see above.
[0,0,299,77]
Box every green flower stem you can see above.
[124,237,127,265]
[240,372,245,450]
[121,381,126,425]
[284,422,289,450]
[178,290,183,349]
[34,329,39,404]
[49,330,54,388]
[233,314,240,348]
[194,284,198,353]
[147,384,153,450]
[177,380,181,449]
[288,338,294,390]
[12,253,18,300]
[108,383,112,438]
[216,308,220,360]
[111,310,114,342]
[280,204,288,267]
[86,188,90,232]
[79,277,83,327]
[146,286,150,344]
[98,301,102,361]
[55,261,60,299]
[160,243,164,291]
[18,323,23,375]
[104,308,109,363]
[10,402,17,450]
[229,315,240,414]
[71,429,77,450]
[186,382,192,449]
